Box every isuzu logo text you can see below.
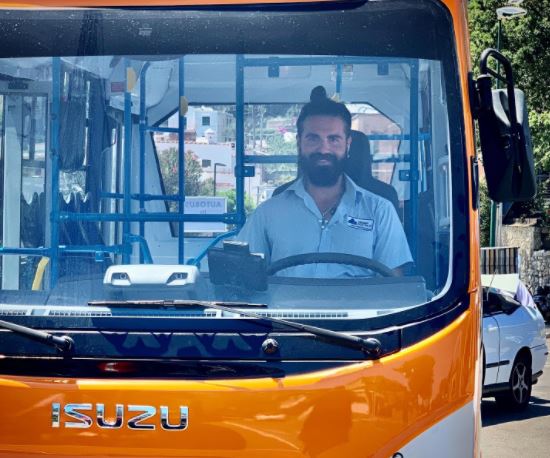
[51,403,189,430]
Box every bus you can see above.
[0,0,536,456]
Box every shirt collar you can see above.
[341,175,363,207]
[285,177,307,199]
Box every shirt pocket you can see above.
[331,220,375,259]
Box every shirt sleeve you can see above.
[235,204,271,263]
[373,199,413,269]
[515,281,536,309]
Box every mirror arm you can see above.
[479,48,519,129]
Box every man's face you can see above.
[297,115,351,187]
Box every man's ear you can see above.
[346,136,352,156]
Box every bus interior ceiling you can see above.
[0,54,451,294]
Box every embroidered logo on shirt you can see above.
[345,215,374,231]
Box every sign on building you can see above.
[184,196,227,233]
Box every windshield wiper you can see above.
[0,319,74,354]
[88,300,383,357]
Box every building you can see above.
[167,106,234,143]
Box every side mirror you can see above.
[498,293,521,315]
[485,289,520,315]
[475,49,536,202]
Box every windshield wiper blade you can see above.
[0,319,74,354]
[89,299,383,357]
[207,301,384,357]
[89,299,267,308]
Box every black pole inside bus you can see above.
[123,58,133,264]
[139,62,151,264]
[178,57,186,264]
[235,55,246,228]
[409,61,420,262]
[49,57,62,288]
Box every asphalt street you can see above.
[480,326,550,458]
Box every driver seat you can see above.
[272,130,399,212]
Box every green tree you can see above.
[266,133,297,155]
[264,133,298,185]
[159,148,214,200]
[469,1,550,110]
[479,182,491,247]
[159,147,214,225]
[469,0,550,170]
[529,111,550,171]
[218,188,256,215]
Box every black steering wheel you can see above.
[267,252,396,277]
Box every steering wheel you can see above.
[266,252,396,277]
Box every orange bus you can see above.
[0,0,535,456]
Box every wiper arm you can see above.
[89,300,383,357]
[0,319,74,354]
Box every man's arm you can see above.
[392,262,415,277]
[235,205,271,263]
[373,200,413,272]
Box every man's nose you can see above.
[318,137,332,153]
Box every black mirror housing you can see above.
[476,49,536,202]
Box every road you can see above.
[481,330,550,458]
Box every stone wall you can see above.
[501,221,550,291]
[520,250,550,291]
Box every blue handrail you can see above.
[0,235,152,265]
[186,230,238,267]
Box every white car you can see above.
[482,286,548,410]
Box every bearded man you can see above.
[237,87,412,277]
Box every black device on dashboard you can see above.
[207,241,268,291]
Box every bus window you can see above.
[350,104,402,187]
[0,50,457,303]
[243,103,298,207]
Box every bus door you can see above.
[0,85,48,290]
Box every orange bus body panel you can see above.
[0,302,478,457]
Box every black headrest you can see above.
[345,130,372,185]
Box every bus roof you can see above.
[0,0,462,10]
[1,0,350,8]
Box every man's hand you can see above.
[392,262,415,276]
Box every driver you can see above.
[237,86,413,277]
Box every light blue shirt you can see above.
[237,176,413,278]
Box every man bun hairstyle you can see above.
[297,86,352,137]
[309,85,328,102]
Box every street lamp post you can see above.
[213,162,226,196]
[489,1,527,247]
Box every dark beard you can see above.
[299,152,347,187]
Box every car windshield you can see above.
[0,1,466,322]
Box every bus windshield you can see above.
[0,1,467,323]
